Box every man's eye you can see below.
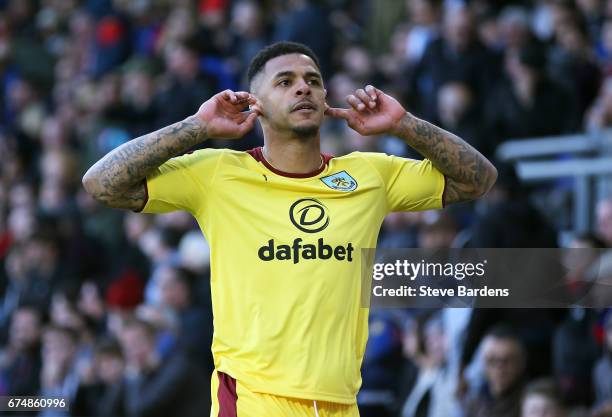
[279,80,290,86]
[308,79,320,85]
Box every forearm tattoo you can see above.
[83,116,207,210]
[394,113,497,205]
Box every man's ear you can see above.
[324,88,327,98]
[249,93,265,118]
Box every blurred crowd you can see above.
[2,0,612,416]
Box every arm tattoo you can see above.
[392,113,497,205]
[82,116,207,210]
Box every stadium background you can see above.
[0,0,611,416]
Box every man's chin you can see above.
[291,122,320,138]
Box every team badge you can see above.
[320,171,358,192]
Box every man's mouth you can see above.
[291,101,318,112]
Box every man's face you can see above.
[10,309,41,352]
[482,336,525,396]
[159,267,188,309]
[252,53,326,138]
[42,329,76,367]
[444,9,473,50]
[596,200,612,245]
[120,326,154,369]
[96,353,124,384]
[605,319,612,351]
[521,394,563,417]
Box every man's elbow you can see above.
[81,169,106,203]
[82,169,95,194]
[475,165,498,198]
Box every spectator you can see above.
[229,0,268,83]
[158,265,213,373]
[412,5,500,121]
[464,325,527,417]
[494,7,533,53]
[39,325,80,417]
[596,19,612,74]
[72,337,125,417]
[113,317,209,417]
[592,311,612,417]
[0,305,42,396]
[3,230,66,314]
[378,212,422,248]
[403,0,442,64]
[552,308,599,407]
[576,0,605,42]
[486,43,576,140]
[272,0,334,77]
[418,211,459,249]
[437,81,496,157]
[154,40,215,128]
[119,59,158,137]
[596,198,612,247]
[399,314,456,417]
[468,163,558,248]
[359,311,403,417]
[77,281,107,334]
[549,14,602,120]
[585,77,612,129]
[459,307,563,389]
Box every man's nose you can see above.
[295,80,311,96]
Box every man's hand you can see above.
[195,90,262,140]
[327,85,497,205]
[325,85,406,136]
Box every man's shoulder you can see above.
[333,151,392,163]
[334,151,408,171]
[176,148,253,167]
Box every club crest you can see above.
[320,171,358,192]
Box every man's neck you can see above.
[262,131,322,174]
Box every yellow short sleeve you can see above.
[140,149,223,215]
[363,153,445,213]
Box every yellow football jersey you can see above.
[141,146,445,404]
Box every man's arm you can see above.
[82,90,260,210]
[326,85,497,205]
[82,117,206,210]
[391,114,497,204]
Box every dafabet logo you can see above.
[257,198,354,264]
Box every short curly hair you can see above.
[247,41,321,86]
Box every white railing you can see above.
[496,129,612,233]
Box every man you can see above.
[596,198,612,247]
[72,337,125,417]
[114,318,209,417]
[83,42,496,416]
[0,306,42,396]
[465,326,527,417]
[399,315,455,417]
[592,312,612,417]
[39,325,80,417]
[158,265,214,372]
[521,379,566,417]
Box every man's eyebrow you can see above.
[273,71,295,79]
[272,70,322,80]
[305,71,322,80]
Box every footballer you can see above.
[83,42,497,416]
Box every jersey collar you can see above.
[246,147,334,179]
